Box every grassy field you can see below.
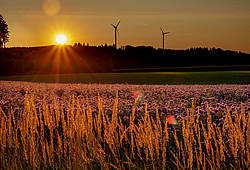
[0,71,249,84]
[0,81,249,169]
[0,90,249,169]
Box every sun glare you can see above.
[56,34,67,45]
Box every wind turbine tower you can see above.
[161,27,170,50]
[111,21,120,49]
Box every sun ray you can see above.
[34,46,58,74]
[64,46,94,73]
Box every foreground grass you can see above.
[0,71,250,84]
[0,93,249,169]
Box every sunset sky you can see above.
[1,0,250,53]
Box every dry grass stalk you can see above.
[0,93,248,169]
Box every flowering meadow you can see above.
[0,81,249,169]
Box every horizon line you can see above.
[2,44,249,54]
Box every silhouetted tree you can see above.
[0,14,9,48]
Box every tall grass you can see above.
[0,92,249,169]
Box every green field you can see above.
[0,71,249,84]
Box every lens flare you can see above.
[133,90,145,103]
[167,115,177,125]
[42,0,61,16]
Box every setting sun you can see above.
[56,34,67,45]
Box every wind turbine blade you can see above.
[116,21,120,27]
[111,24,116,28]
[160,27,164,33]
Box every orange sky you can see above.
[1,0,250,53]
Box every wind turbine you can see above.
[111,21,120,49]
[160,27,170,50]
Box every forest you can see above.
[0,45,249,75]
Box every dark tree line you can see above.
[0,44,249,75]
[114,46,250,70]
